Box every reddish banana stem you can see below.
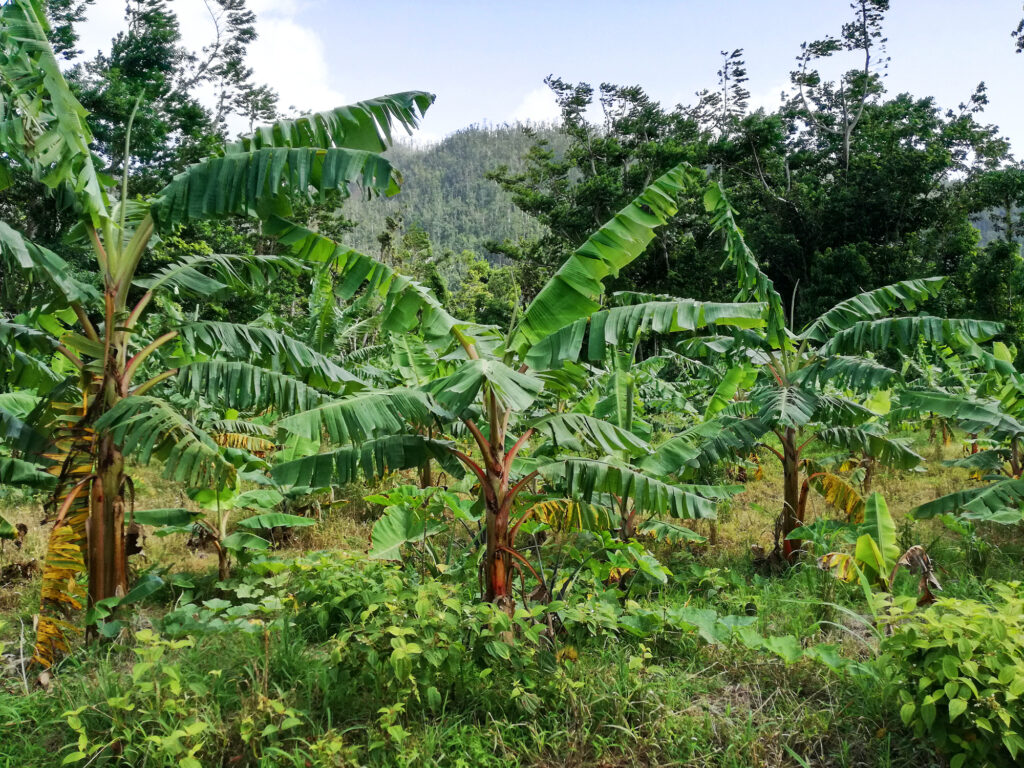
[796,434,817,456]
[498,544,543,585]
[126,290,154,331]
[501,470,539,517]
[88,226,108,276]
[55,344,85,370]
[464,419,496,470]
[508,507,536,543]
[51,475,94,530]
[71,303,99,342]
[450,448,488,487]
[503,428,534,473]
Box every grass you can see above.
[1,428,1022,767]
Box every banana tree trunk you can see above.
[781,427,802,560]
[217,544,230,581]
[86,289,130,622]
[419,459,433,489]
[619,494,636,540]
[483,485,514,615]
[88,433,128,611]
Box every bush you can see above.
[881,582,1024,767]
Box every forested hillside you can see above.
[342,124,567,258]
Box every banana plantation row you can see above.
[1,0,1021,681]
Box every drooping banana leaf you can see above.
[0,0,108,225]
[530,412,651,458]
[270,435,463,488]
[801,278,947,343]
[226,92,434,154]
[524,497,619,533]
[0,222,100,308]
[750,385,818,429]
[236,513,317,531]
[899,389,1024,438]
[792,356,898,391]
[912,477,1024,524]
[538,459,717,519]
[820,317,1002,357]
[816,427,922,470]
[943,450,1008,473]
[96,397,236,488]
[275,389,433,443]
[704,366,749,420]
[264,216,473,349]
[150,147,402,230]
[134,252,301,299]
[173,361,328,414]
[0,455,57,489]
[426,358,544,416]
[512,163,703,356]
[177,322,362,391]
[704,183,787,348]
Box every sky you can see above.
[76,0,1024,153]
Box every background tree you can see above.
[1014,4,1023,53]
[790,0,890,170]
[491,0,1011,334]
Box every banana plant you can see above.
[266,162,764,613]
[541,323,753,542]
[817,493,941,603]
[904,345,1024,525]
[0,0,433,665]
[669,185,1004,560]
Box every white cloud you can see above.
[510,86,561,125]
[75,1,125,60]
[76,0,345,126]
[748,80,793,113]
[246,16,345,116]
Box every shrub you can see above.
[62,630,220,767]
[881,582,1024,767]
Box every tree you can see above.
[494,0,1009,332]
[683,185,1002,558]
[690,49,750,133]
[0,0,434,665]
[1014,5,1023,53]
[906,343,1024,525]
[790,0,890,170]
[264,162,763,612]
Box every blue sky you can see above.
[80,0,1024,153]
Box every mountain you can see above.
[342,122,567,259]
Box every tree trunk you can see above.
[217,544,230,581]
[87,434,128,611]
[419,459,433,490]
[620,511,637,541]
[780,428,802,561]
[483,479,514,615]
[862,455,875,493]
